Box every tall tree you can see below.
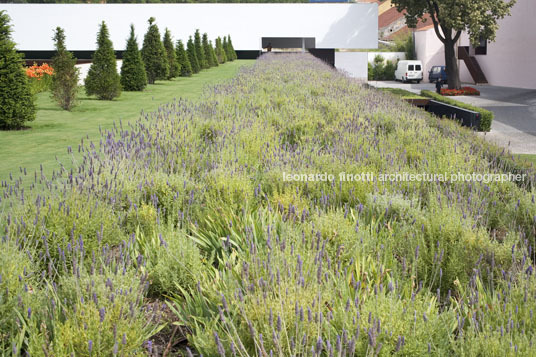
[391,0,516,89]
[186,36,200,74]
[163,28,180,79]
[142,17,169,84]
[194,29,208,69]
[227,35,237,61]
[85,21,121,100]
[51,27,80,111]
[209,40,218,67]
[215,37,227,64]
[120,24,147,91]
[202,33,215,67]
[176,39,192,77]
[0,10,35,129]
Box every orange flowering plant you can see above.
[26,62,54,94]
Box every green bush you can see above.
[132,227,206,297]
[27,264,158,356]
[84,21,121,100]
[120,24,147,91]
[0,240,40,354]
[0,10,36,129]
[368,54,396,80]
[175,39,192,77]
[163,28,180,79]
[141,17,169,84]
[51,27,79,110]
[421,90,493,131]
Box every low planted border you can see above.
[421,90,493,132]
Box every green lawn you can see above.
[518,154,536,167]
[0,60,253,181]
[377,87,425,99]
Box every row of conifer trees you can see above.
[0,12,237,129]
[86,17,237,101]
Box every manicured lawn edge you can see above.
[421,90,493,132]
[377,87,425,99]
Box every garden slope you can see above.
[2,53,536,356]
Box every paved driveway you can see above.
[369,81,536,154]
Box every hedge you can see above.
[421,90,493,132]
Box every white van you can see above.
[395,60,423,83]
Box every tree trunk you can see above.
[444,39,461,89]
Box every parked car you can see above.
[395,60,423,83]
[428,65,448,84]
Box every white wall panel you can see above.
[335,51,368,79]
[0,4,377,51]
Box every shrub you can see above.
[132,227,206,297]
[141,17,169,84]
[421,89,493,131]
[0,240,40,354]
[163,28,180,79]
[368,54,395,80]
[84,21,121,100]
[120,24,147,91]
[175,39,192,77]
[26,263,159,356]
[194,29,208,69]
[186,36,200,74]
[0,10,36,129]
[51,27,79,110]
[215,37,227,64]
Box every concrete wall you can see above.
[459,0,536,89]
[335,52,368,79]
[414,27,444,83]
[414,0,536,89]
[0,3,378,51]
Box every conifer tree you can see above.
[0,10,35,129]
[202,33,215,67]
[209,40,218,67]
[175,39,192,77]
[120,24,147,91]
[186,37,200,74]
[51,27,80,111]
[227,35,238,61]
[85,21,121,100]
[223,36,230,62]
[142,17,169,84]
[163,28,180,79]
[215,37,227,64]
[194,29,208,69]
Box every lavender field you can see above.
[2,53,536,356]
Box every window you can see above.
[432,67,441,73]
[415,65,422,71]
[475,36,487,55]
[408,65,414,71]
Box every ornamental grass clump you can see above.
[1,53,536,355]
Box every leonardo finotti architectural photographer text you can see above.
[282,172,527,183]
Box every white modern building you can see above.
[0,3,378,79]
[414,0,536,89]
